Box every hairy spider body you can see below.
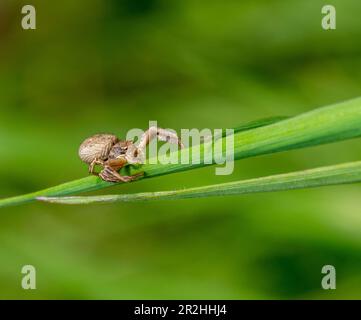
[78,134,118,164]
[78,127,183,183]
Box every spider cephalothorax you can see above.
[78,127,183,182]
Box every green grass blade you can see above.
[38,161,361,204]
[2,96,361,208]
[141,97,361,178]
[231,116,289,133]
[0,116,286,208]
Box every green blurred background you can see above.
[1,0,361,299]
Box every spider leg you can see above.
[107,157,128,171]
[130,126,183,163]
[88,158,105,175]
[99,165,143,183]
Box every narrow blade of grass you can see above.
[0,116,287,208]
[2,96,361,208]
[38,161,361,204]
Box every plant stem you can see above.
[38,161,361,204]
[1,97,361,208]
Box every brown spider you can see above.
[78,126,183,183]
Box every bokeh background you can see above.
[1,0,361,299]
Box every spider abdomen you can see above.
[78,134,118,164]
